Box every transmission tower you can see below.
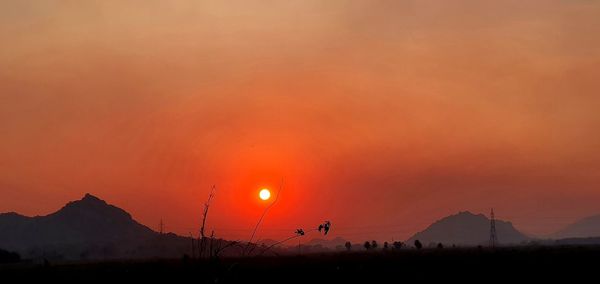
[160,219,164,235]
[489,208,498,248]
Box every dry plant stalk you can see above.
[259,221,332,256]
[199,185,216,258]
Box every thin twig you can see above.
[245,179,284,255]
[258,229,318,256]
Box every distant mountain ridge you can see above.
[4,194,600,260]
[553,215,600,239]
[407,211,529,246]
[304,237,348,249]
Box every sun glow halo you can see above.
[259,189,271,201]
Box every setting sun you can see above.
[259,189,271,201]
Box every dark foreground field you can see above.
[2,246,599,283]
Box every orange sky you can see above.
[1,0,599,242]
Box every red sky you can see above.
[1,0,599,242]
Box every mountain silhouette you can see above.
[0,194,196,260]
[0,194,155,250]
[553,215,600,239]
[406,211,529,246]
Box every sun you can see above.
[259,188,271,201]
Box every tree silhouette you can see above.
[364,241,371,250]
[0,249,20,264]
[345,241,352,251]
[392,241,404,250]
[371,240,378,250]
[414,239,423,249]
[383,242,389,250]
[437,243,444,249]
